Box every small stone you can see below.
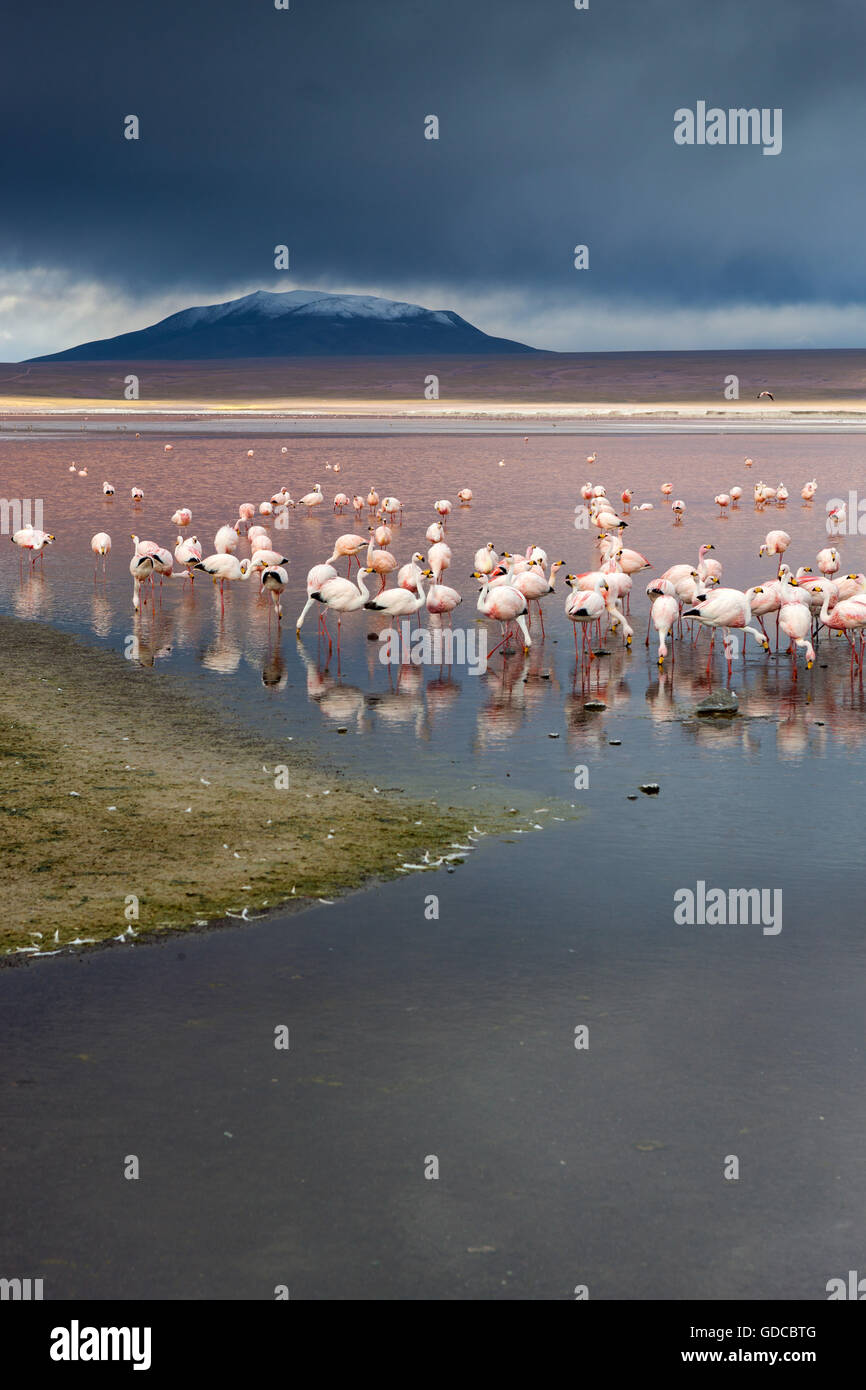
[337,727,348,734]
[627,794,638,801]
[584,700,607,711]
[696,689,739,716]
[638,783,660,795]
[609,739,622,746]
[548,732,560,739]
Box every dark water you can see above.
[1,430,865,1298]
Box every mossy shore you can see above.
[0,616,514,960]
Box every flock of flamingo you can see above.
[8,447,866,678]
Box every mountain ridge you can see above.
[27,289,545,361]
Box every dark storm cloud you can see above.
[2,0,865,342]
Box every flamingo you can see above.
[238,502,256,525]
[778,582,815,671]
[512,559,565,635]
[103,482,115,497]
[381,496,403,522]
[758,530,790,576]
[12,528,54,565]
[296,563,339,632]
[326,534,367,574]
[564,574,608,656]
[193,554,253,610]
[458,488,473,504]
[427,540,452,582]
[647,592,679,665]
[397,552,426,594]
[129,553,153,610]
[260,566,288,622]
[365,532,397,591]
[309,567,373,649]
[434,499,452,521]
[426,581,463,620]
[214,522,241,554]
[333,492,350,513]
[730,486,743,506]
[174,534,203,580]
[373,523,392,547]
[672,499,686,522]
[817,547,841,576]
[801,478,817,501]
[817,584,866,670]
[90,532,111,573]
[366,488,380,513]
[473,542,497,574]
[131,488,143,502]
[426,521,446,544]
[171,507,192,527]
[364,568,430,618]
[683,588,770,675]
[714,493,731,516]
[299,483,324,514]
[474,569,531,652]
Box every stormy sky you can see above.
[1,0,864,359]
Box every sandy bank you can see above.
[0,617,528,960]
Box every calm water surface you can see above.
[1,431,864,1299]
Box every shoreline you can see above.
[0,615,544,962]
[3,399,866,421]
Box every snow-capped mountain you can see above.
[29,289,541,360]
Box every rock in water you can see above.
[696,689,739,717]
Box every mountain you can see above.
[28,289,542,361]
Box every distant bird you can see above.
[164,444,173,452]
[434,499,452,520]
[714,493,731,516]
[247,449,255,458]
[672,499,686,522]
[758,391,775,401]
[171,508,192,527]
[333,492,350,513]
[131,487,143,502]
[661,482,673,497]
[103,481,115,496]
[458,488,473,503]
